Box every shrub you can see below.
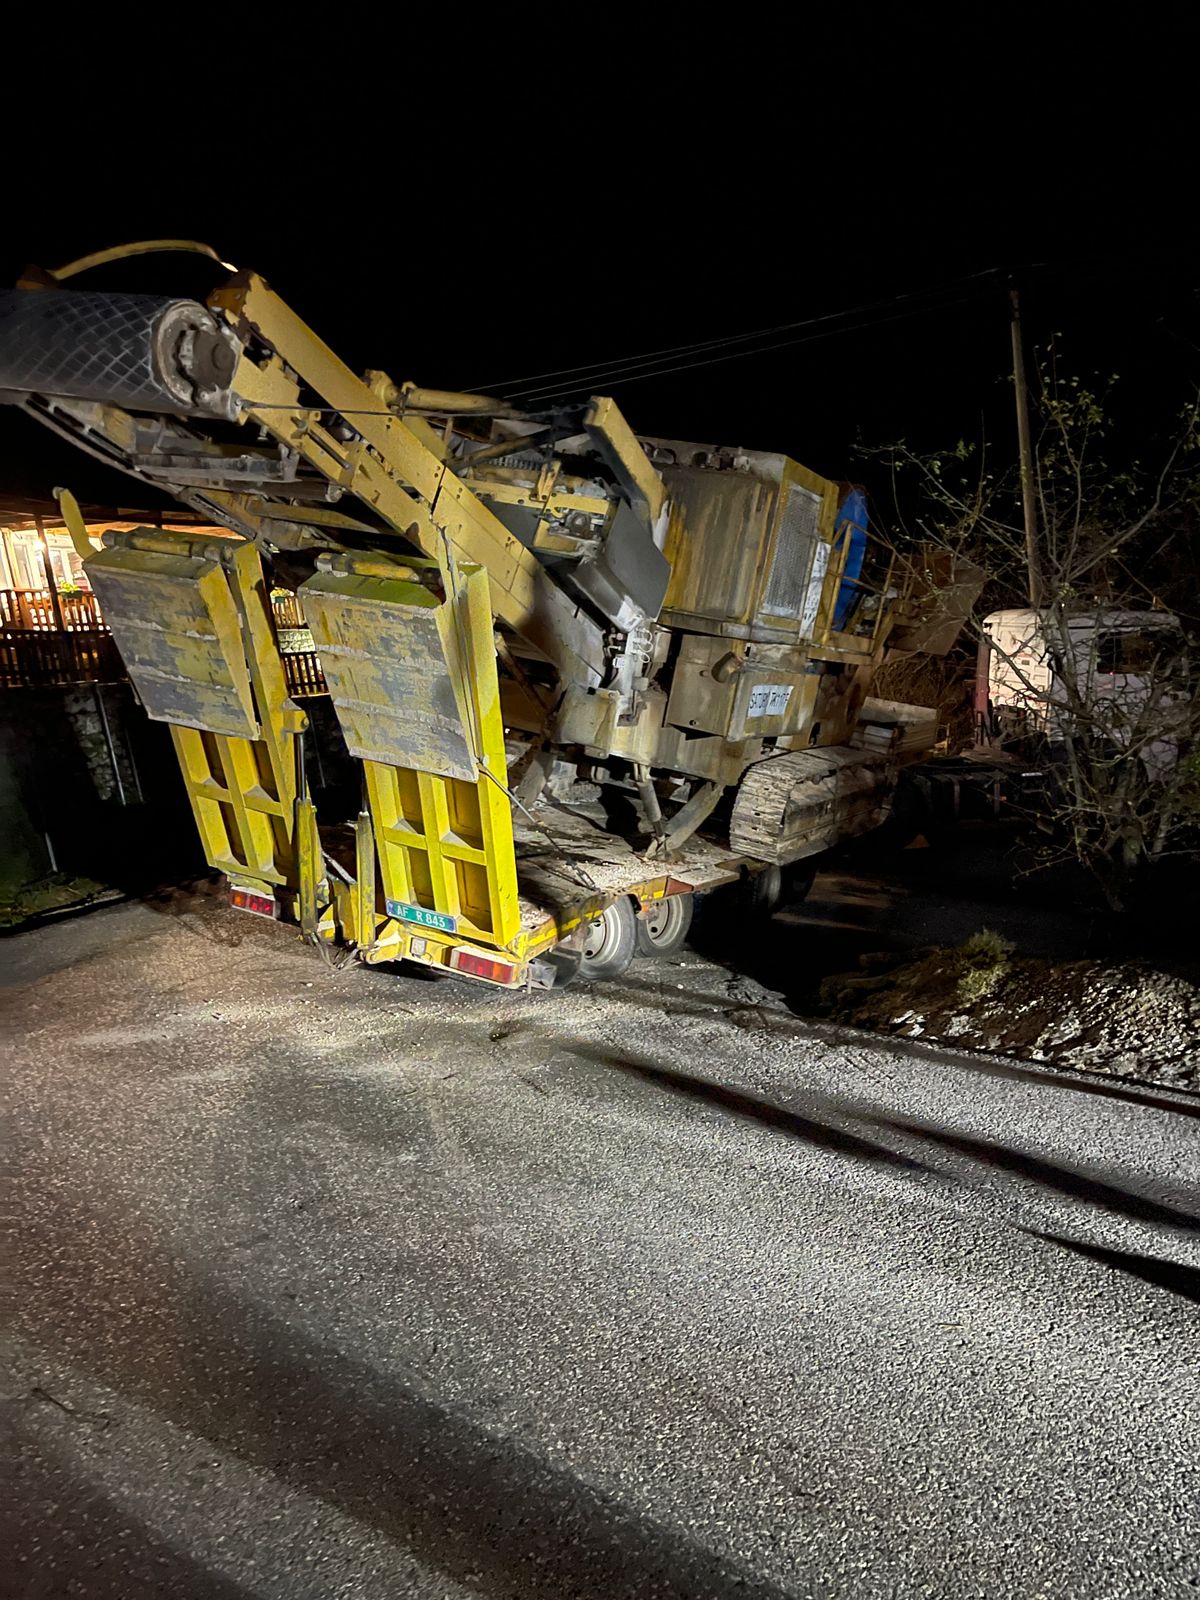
[955,928,1013,1004]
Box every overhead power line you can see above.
[468,266,1006,400]
[516,288,995,406]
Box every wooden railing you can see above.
[0,629,124,689]
[281,650,328,697]
[0,586,328,696]
[0,587,106,631]
[270,592,327,697]
[270,591,307,628]
[1,586,120,688]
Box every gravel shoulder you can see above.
[4,896,1199,1599]
[821,941,1200,1090]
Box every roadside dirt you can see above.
[821,938,1200,1090]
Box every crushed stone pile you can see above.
[822,937,1199,1090]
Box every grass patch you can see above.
[954,928,1013,1004]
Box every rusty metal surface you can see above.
[85,549,259,738]
[299,571,475,781]
[730,746,895,862]
[660,468,778,630]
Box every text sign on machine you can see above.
[386,899,458,935]
[745,683,793,719]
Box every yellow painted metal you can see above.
[354,810,377,951]
[299,566,477,781]
[359,870,674,972]
[42,239,235,281]
[464,475,611,520]
[659,457,839,640]
[296,794,320,939]
[445,563,520,945]
[583,395,667,525]
[395,384,517,417]
[207,273,605,687]
[53,487,94,562]
[307,555,521,951]
[810,532,844,650]
[85,530,300,890]
[659,470,777,631]
[86,545,258,737]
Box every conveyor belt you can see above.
[0,289,235,415]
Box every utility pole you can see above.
[1009,287,1044,609]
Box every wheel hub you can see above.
[583,911,616,961]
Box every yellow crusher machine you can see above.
[0,242,981,986]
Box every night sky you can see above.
[6,19,1197,516]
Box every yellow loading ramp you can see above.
[298,554,743,981]
[298,556,522,960]
[82,530,305,892]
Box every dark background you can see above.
[5,18,1197,513]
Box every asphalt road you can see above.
[4,892,1199,1599]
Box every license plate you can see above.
[386,899,458,935]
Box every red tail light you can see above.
[450,947,520,985]
[230,886,278,919]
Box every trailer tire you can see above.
[635,892,694,957]
[689,867,780,941]
[784,858,817,903]
[747,864,783,916]
[577,897,638,981]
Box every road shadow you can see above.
[12,1031,1198,1598]
[10,1186,790,1600]
[601,969,1200,1121]
[564,1037,932,1176]
[4,1446,257,1600]
[548,1037,1199,1242]
[864,1118,1200,1233]
[1024,1229,1200,1306]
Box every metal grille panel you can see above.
[762,484,821,619]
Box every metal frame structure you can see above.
[0,245,982,988]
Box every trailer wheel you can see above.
[577,897,637,981]
[635,893,694,957]
[784,859,817,903]
[747,864,783,916]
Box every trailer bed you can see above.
[512,800,743,933]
